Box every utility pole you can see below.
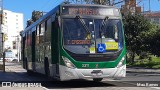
[149,0,151,12]
[0,0,3,24]
[143,3,144,13]
[0,0,5,72]
[1,33,5,72]
[17,36,20,62]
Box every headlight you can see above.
[62,56,75,68]
[117,56,125,68]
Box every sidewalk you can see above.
[5,64,26,73]
[0,62,26,73]
[0,64,25,82]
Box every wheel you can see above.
[44,57,50,77]
[25,57,28,69]
[27,70,33,75]
[93,78,103,82]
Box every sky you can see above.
[3,0,64,28]
[3,0,160,29]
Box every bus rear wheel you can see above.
[27,70,33,75]
[93,78,103,82]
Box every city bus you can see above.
[21,2,126,81]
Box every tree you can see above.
[123,13,152,64]
[151,27,160,56]
[26,19,34,27]
[145,24,160,57]
[26,10,43,27]
[32,10,43,22]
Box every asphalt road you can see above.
[0,62,160,90]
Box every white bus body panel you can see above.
[59,65,126,81]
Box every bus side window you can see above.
[36,25,40,62]
[45,18,51,42]
[36,25,40,44]
[40,22,45,43]
[39,24,43,43]
[44,20,47,42]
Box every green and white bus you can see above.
[21,3,126,81]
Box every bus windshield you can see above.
[63,18,124,54]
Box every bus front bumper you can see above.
[59,65,126,81]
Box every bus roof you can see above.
[61,4,117,8]
[22,1,64,35]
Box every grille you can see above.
[65,49,122,62]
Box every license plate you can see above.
[91,70,103,76]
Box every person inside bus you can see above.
[103,25,118,42]
[76,28,85,40]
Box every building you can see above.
[121,0,142,15]
[143,11,160,24]
[0,9,23,61]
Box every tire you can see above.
[93,78,103,82]
[25,58,32,75]
[27,70,33,75]
[44,57,50,77]
[25,57,28,70]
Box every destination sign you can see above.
[62,6,119,16]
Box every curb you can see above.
[5,65,26,73]
[127,68,160,73]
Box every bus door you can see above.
[22,35,26,69]
[51,15,60,77]
[44,18,52,77]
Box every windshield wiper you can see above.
[76,15,91,34]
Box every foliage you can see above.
[26,19,34,27]
[124,13,160,65]
[32,10,43,22]
[144,24,160,56]
[26,10,43,27]
[132,56,160,69]
[123,13,152,64]
[139,52,149,59]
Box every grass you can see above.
[128,56,160,69]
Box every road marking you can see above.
[103,79,160,89]
[102,78,138,87]
[42,86,50,90]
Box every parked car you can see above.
[0,51,18,62]
[0,57,18,62]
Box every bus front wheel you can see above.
[93,78,103,82]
